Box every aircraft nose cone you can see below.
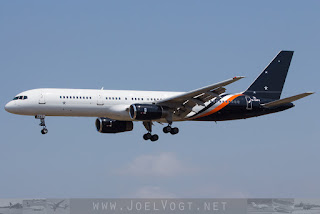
[5,101,15,113]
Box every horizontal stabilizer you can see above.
[261,92,314,108]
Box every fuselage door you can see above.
[39,92,46,104]
[245,96,252,110]
[97,94,104,105]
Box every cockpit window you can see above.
[13,96,28,100]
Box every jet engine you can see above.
[95,117,133,133]
[129,104,168,120]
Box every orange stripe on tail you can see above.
[194,94,242,119]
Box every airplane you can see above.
[0,202,23,209]
[251,202,269,209]
[4,51,314,141]
[295,202,320,210]
[47,200,68,211]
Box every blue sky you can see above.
[0,1,319,198]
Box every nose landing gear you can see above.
[35,115,48,135]
[41,128,48,135]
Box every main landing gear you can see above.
[163,125,179,135]
[35,115,48,135]
[163,115,179,135]
[143,133,159,142]
[142,121,159,142]
[142,121,179,142]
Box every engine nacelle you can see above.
[95,117,133,133]
[129,104,168,120]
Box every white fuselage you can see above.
[5,88,185,121]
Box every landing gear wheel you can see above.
[170,127,179,135]
[163,126,171,133]
[150,134,159,142]
[41,128,48,135]
[143,133,152,140]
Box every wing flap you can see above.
[195,87,226,103]
[157,76,244,107]
[155,76,244,119]
[261,92,314,108]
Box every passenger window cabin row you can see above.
[60,96,92,99]
[59,96,163,101]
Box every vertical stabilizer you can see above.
[244,51,294,100]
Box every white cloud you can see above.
[189,184,250,198]
[118,152,192,177]
[134,186,176,198]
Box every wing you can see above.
[156,76,244,119]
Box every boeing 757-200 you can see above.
[5,51,313,141]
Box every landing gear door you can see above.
[97,94,104,105]
[245,96,252,110]
[39,92,46,104]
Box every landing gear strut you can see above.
[142,121,159,142]
[35,115,48,135]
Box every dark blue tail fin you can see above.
[244,50,294,100]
